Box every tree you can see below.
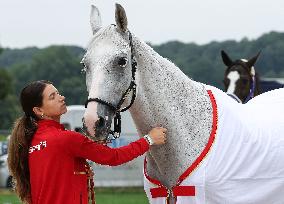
[0,69,13,99]
[0,45,13,99]
[9,46,83,96]
[59,76,88,105]
[0,45,20,129]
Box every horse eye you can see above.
[118,57,128,67]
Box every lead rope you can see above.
[85,162,95,204]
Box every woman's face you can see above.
[39,84,67,121]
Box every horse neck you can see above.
[132,36,201,97]
[129,36,213,188]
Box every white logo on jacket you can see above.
[29,141,47,154]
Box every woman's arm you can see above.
[78,137,149,166]
[62,127,166,166]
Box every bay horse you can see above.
[82,4,284,204]
[221,50,261,103]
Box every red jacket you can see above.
[28,119,149,204]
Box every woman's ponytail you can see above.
[8,115,37,203]
[7,80,50,203]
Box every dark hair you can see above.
[8,80,52,203]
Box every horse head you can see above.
[221,50,261,103]
[82,4,135,141]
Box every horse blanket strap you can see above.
[150,186,195,198]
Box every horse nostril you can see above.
[96,116,105,129]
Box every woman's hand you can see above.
[147,127,167,145]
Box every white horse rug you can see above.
[144,86,284,204]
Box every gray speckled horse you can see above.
[82,4,284,204]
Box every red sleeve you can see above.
[60,130,149,166]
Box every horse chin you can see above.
[95,126,111,142]
[82,120,110,142]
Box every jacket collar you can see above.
[38,119,65,130]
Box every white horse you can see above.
[82,4,284,204]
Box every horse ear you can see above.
[221,50,233,67]
[246,51,261,69]
[115,3,128,32]
[90,5,102,35]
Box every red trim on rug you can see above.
[144,90,218,188]
[144,158,164,187]
[176,90,218,185]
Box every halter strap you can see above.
[84,29,137,140]
[243,75,256,103]
[85,98,116,111]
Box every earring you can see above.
[41,113,44,119]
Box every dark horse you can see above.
[221,50,261,103]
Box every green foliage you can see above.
[0,31,284,129]
[0,45,85,129]
[0,69,13,99]
[9,46,84,94]
[152,31,284,88]
[59,76,88,105]
[0,47,39,69]
[0,94,21,129]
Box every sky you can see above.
[0,0,284,49]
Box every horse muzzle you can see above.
[83,104,115,142]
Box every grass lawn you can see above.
[0,135,8,141]
[0,187,149,204]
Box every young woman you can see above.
[8,80,166,204]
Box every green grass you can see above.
[0,135,8,141]
[0,189,21,204]
[0,187,149,204]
